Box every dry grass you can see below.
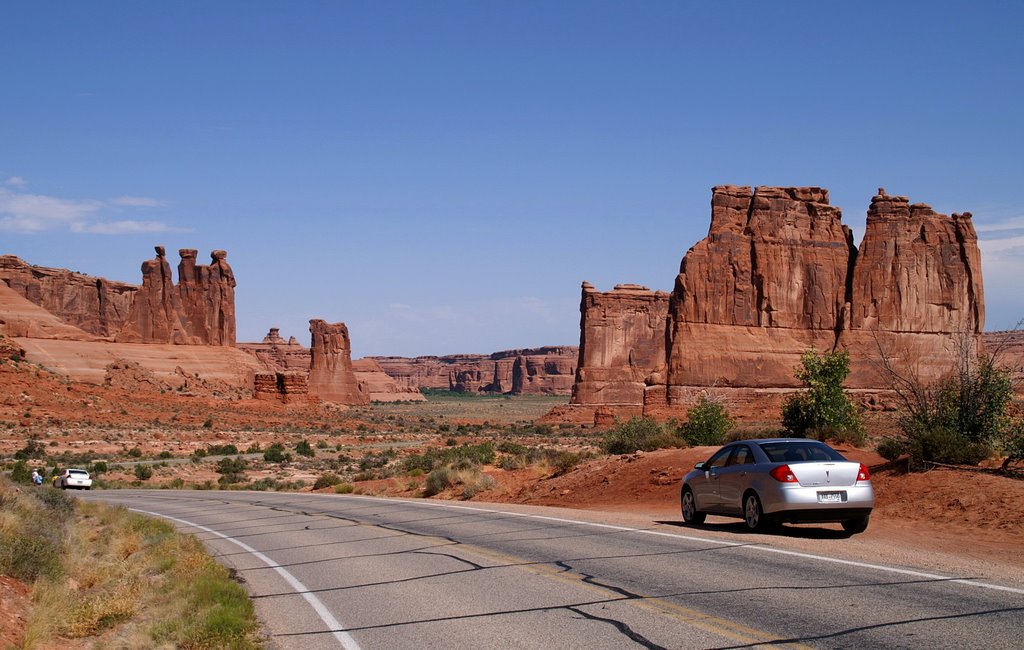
[14,499,262,649]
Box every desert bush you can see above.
[402,443,496,474]
[14,437,47,460]
[206,444,238,456]
[879,337,1017,469]
[334,483,355,494]
[601,417,682,455]
[459,470,495,499]
[423,466,457,496]
[359,449,397,471]
[134,465,153,481]
[781,349,863,442]
[215,457,247,485]
[10,459,32,484]
[0,478,69,581]
[680,396,733,446]
[294,439,315,457]
[313,473,342,490]
[263,443,291,463]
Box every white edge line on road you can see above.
[336,494,1024,597]
[129,507,361,650]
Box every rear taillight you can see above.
[769,464,798,483]
[857,463,871,481]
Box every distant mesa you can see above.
[546,185,999,424]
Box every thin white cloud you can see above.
[5,176,27,187]
[0,186,182,235]
[70,220,189,235]
[109,195,165,207]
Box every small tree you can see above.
[875,332,1022,469]
[680,395,733,446]
[782,349,863,443]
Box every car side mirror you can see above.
[694,462,706,471]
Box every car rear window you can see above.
[69,470,89,476]
[756,441,846,463]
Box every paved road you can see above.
[81,490,1024,649]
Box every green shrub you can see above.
[883,346,1016,468]
[263,443,291,463]
[14,437,46,460]
[423,466,457,496]
[313,473,342,490]
[334,483,355,494]
[206,444,238,456]
[680,396,733,446]
[402,443,496,474]
[876,437,907,461]
[782,349,863,441]
[134,465,153,481]
[10,459,31,484]
[294,440,315,457]
[601,417,682,455]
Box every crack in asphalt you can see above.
[568,605,667,650]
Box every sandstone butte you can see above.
[239,328,424,402]
[0,248,370,406]
[545,186,1017,424]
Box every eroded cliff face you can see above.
[370,346,578,396]
[114,247,237,346]
[307,319,370,405]
[667,186,855,389]
[559,185,987,422]
[0,255,137,337]
[569,283,669,406]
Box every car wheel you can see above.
[841,515,869,535]
[743,492,771,532]
[681,487,706,525]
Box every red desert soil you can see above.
[0,575,32,648]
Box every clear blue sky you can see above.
[2,1,1022,356]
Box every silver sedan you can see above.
[680,438,874,534]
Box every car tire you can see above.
[841,515,869,535]
[681,487,705,525]
[743,492,772,533]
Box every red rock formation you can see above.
[115,246,192,344]
[667,186,854,390]
[369,346,578,396]
[114,247,236,346]
[560,185,988,423]
[351,359,426,402]
[0,255,138,337]
[570,283,670,406]
[512,347,577,395]
[307,319,369,405]
[237,328,311,372]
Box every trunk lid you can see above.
[789,462,862,487]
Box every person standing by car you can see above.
[31,469,42,486]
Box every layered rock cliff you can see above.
[370,346,578,396]
[569,284,669,407]
[0,255,137,337]
[559,185,987,422]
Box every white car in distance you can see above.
[59,468,93,490]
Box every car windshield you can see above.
[756,441,846,463]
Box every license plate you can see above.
[817,491,845,503]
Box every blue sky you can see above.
[2,1,1022,356]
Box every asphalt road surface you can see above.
[81,490,1024,649]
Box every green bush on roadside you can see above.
[601,417,683,455]
[679,396,733,446]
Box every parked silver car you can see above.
[59,468,93,490]
[680,439,873,534]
